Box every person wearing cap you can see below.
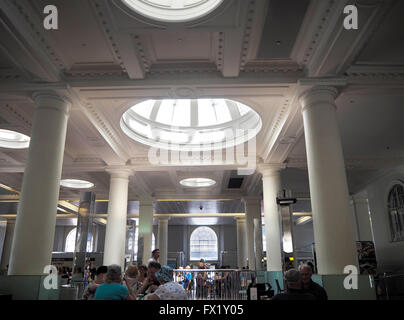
[271,269,316,300]
[146,265,188,300]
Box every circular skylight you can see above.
[180,178,216,187]
[60,179,94,189]
[120,99,262,151]
[122,0,223,22]
[0,129,30,149]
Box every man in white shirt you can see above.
[147,248,160,267]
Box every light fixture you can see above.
[276,197,297,205]
[122,0,224,23]
[60,179,94,189]
[0,129,30,149]
[120,98,262,151]
[296,216,312,225]
[180,178,216,188]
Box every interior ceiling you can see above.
[0,0,403,219]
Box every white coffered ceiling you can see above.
[0,0,403,211]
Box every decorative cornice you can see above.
[149,62,219,75]
[10,0,67,72]
[242,61,304,74]
[215,32,225,72]
[296,0,337,66]
[239,0,258,71]
[91,0,128,75]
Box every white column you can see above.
[299,86,358,275]
[158,217,169,266]
[352,193,373,241]
[236,218,247,268]
[253,218,264,270]
[244,198,262,270]
[103,168,131,269]
[8,93,71,275]
[259,165,283,272]
[0,220,15,272]
[138,200,154,265]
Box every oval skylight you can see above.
[180,178,216,187]
[122,0,224,23]
[60,179,94,189]
[0,129,30,149]
[120,98,262,151]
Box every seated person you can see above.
[299,264,328,301]
[271,269,315,301]
[147,266,187,300]
[82,265,108,300]
[136,261,161,295]
[94,265,136,300]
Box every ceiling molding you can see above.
[0,0,64,81]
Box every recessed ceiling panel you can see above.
[256,0,310,59]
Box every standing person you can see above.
[147,249,160,266]
[299,264,328,301]
[146,266,187,300]
[271,269,316,301]
[137,265,148,285]
[94,265,136,300]
[183,265,193,292]
[82,265,108,300]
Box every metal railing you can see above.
[173,269,256,300]
[374,273,404,300]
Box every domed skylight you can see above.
[120,98,262,151]
[0,129,30,149]
[122,0,224,22]
[60,179,94,189]
[180,178,216,187]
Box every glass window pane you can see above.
[190,226,218,261]
[156,100,175,125]
[214,99,231,124]
[134,100,154,118]
[198,99,216,126]
[172,100,191,126]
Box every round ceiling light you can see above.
[0,129,30,149]
[180,178,216,188]
[120,98,262,151]
[122,0,224,23]
[60,179,94,189]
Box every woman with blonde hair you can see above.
[124,264,142,292]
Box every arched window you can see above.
[190,226,218,261]
[65,228,94,252]
[388,184,404,242]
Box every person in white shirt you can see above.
[147,265,187,300]
[147,248,160,267]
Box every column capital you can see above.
[138,198,154,206]
[298,86,339,112]
[242,196,262,206]
[106,166,132,179]
[158,216,170,221]
[234,217,246,223]
[257,163,285,177]
[32,91,72,114]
